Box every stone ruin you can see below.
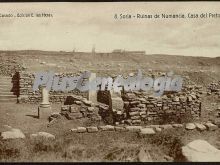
[207,81,220,96]
[99,86,202,125]
[57,95,102,122]
[17,71,88,103]
[14,71,204,126]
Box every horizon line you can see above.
[0,49,219,58]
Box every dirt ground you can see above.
[0,102,220,162]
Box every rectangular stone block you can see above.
[147,105,154,108]
[130,107,141,112]
[98,125,115,131]
[132,120,141,124]
[77,127,87,133]
[131,116,141,120]
[38,106,52,120]
[172,124,184,128]
[125,126,142,132]
[115,126,126,132]
[87,126,98,133]
[129,111,139,116]
[140,111,146,115]
[137,104,146,108]
[130,101,140,105]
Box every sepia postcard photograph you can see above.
[0,1,220,162]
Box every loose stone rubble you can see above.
[58,96,102,121]
[0,54,26,76]
[207,81,220,96]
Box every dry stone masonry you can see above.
[15,71,208,126]
[120,90,202,125]
[207,81,220,96]
[56,95,102,122]
[97,84,203,125]
[18,72,88,103]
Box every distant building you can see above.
[112,49,146,55]
[124,50,146,55]
[112,49,124,53]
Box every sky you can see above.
[0,2,220,57]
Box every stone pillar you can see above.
[38,85,52,119]
[40,86,50,107]
[87,73,97,103]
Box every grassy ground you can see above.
[0,128,220,162]
[0,102,220,162]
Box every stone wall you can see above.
[17,72,88,103]
[16,71,203,126]
[100,85,203,125]
[122,91,201,125]
[59,97,102,122]
[207,81,220,96]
